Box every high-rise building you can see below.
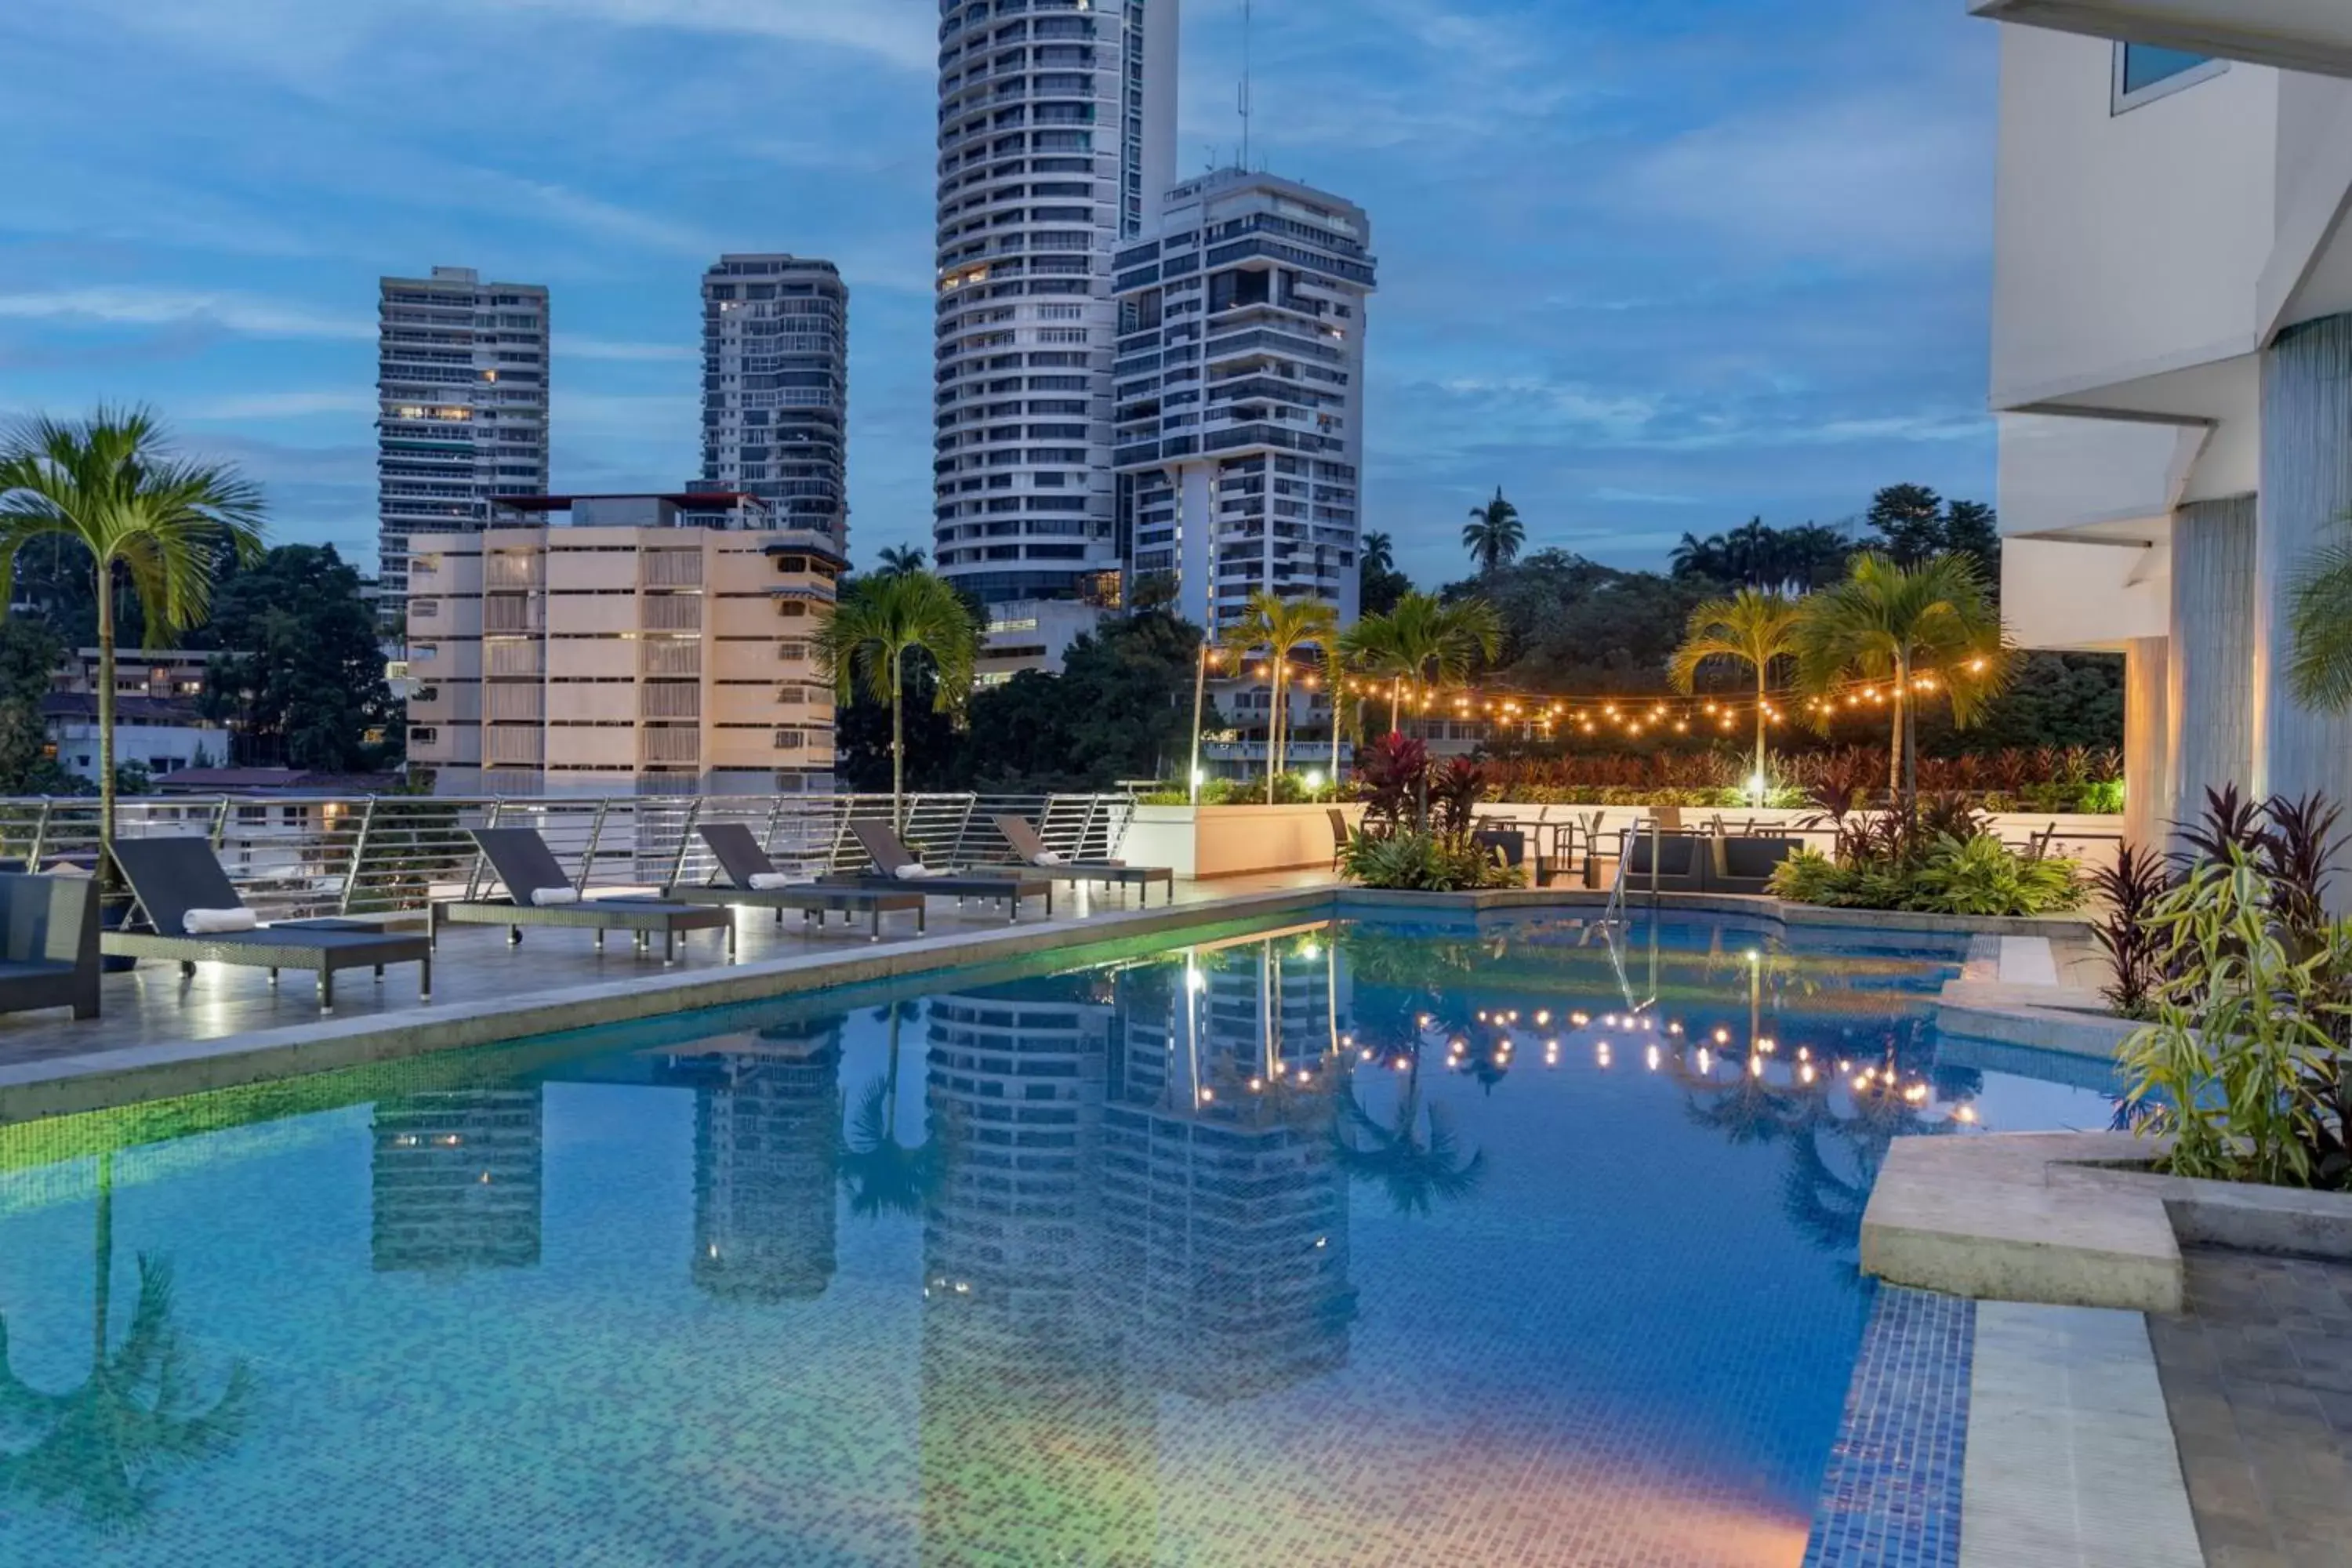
[698,256,850,549]
[1113,169,1377,636]
[370,1088,545,1272]
[402,490,842,796]
[376,266,550,634]
[930,0,1179,625]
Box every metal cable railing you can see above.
[0,793,1135,920]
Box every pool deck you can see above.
[0,872,1341,1122]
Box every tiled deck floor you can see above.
[0,872,1339,1080]
[2150,1248,2352,1568]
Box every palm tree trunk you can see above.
[1267,655,1285,803]
[96,561,117,883]
[1891,651,1910,808]
[890,647,906,833]
[1388,678,1400,736]
[1754,665,1768,798]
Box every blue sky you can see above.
[0,0,1997,589]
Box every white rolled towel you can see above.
[893,863,952,880]
[183,907,259,935]
[1035,850,1067,866]
[530,887,582,907]
[747,872,796,891]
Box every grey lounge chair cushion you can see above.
[699,822,783,888]
[992,815,1125,869]
[1719,837,1804,882]
[109,836,249,938]
[469,827,577,904]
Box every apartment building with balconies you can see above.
[1973,1,2352,850]
[377,266,550,634]
[929,0,1179,646]
[401,492,840,796]
[698,256,849,549]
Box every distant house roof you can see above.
[39,694,212,726]
[154,768,402,796]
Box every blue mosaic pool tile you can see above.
[1801,1285,1974,1568]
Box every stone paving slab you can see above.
[2151,1249,2352,1568]
[1962,1301,2204,1568]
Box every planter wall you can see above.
[1125,804,1363,880]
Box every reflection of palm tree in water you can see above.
[1781,1072,1950,1261]
[0,1152,254,1529]
[1334,1051,1486,1216]
[840,1000,944,1220]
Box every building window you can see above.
[2113,42,2224,113]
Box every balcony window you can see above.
[2114,43,2223,113]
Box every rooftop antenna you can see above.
[1238,0,1254,172]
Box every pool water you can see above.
[0,912,2118,1567]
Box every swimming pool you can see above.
[0,910,2117,1566]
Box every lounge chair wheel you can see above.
[180,960,196,978]
[267,968,278,986]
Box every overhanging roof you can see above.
[1970,0,2352,77]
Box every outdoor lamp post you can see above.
[1189,643,1220,805]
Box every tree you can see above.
[199,545,394,771]
[1461,488,1525,575]
[2287,517,2352,711]
[1794,552,2011,807]
[0,408,264,869]
[0,616,65,794]
[1220,590,1338,800]
[1668,589,1802,793]
[1865,485,1999,572]
[1358,530,1410,617]
[1671,518,1853,593]
[813,571,978,830]
[873,544,927,578]
[839,1001,942,1220]
[1333,1054,1486,1217]
[1340,590,1503,735]
[1454,549,1704,694]
[957,606,1207,788]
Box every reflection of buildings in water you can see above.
[371,1087,545,1272]
[917,976,1156,1564]
[666,1023,844,1303]
[1104,933,1357,1402]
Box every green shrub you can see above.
[1766,831,2083,917]
[1342,828,1518,892]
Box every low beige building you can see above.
[404,492,840,796]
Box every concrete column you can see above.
[2258,314,2352,812]
[2167,494,2257,840]
[2123,637,2169,851]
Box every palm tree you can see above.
[1360,532,1396,578]
[1461,488,1524,575]
[1668,588,1802,796]
[0,408,264,865]
[2286,517,2352,710]
[1332,1054,1486,1216]
[0,1152,255,1526]
[1793,552,2009,808]
[1219,590,1337,800]
[839,1000,940,1220]
[1338,591,1502,736]
[873,544,927,578]
[813,569,978,831]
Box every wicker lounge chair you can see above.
[1704,836,1806,896]
[105,837,430,1014]
[989,815,1173,906]
[1327,808,1355,871]
[822,822,1053,921]
[434,827,735,963]
[0,873,100,1020]
[669,822,927,942]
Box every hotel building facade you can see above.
[1974,0,2352,852]
[402,492,840,797]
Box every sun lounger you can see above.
[823,821,1053,921]
[434,827,735,963]
[0,873,100,1020]
[989,815,1173,905]
[105,837,430,1013]
[1704,836,1806,895]
[1327,808,1355,871]
[668,822,927,941]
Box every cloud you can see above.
[183,390,378,420]
[0,288,369,339]
[1592,488,1701,506]
[557,334,696,364]
[474,0,938,71]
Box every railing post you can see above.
[1649,815,1661,906]
[26,799,51,871]
[1076,793,1101,859]
[667,798,703,891]
[947,793,975,866]
[762,794,786,856]
[826,797,855,873]
[339,796,380,916]
[578,797,611,892]
[466,798,504,901]
[209,797,230,850]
